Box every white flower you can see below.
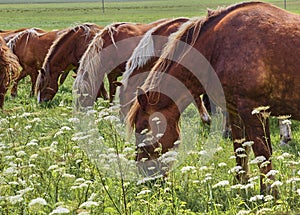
[249,156,266,164]
[9,194,23,205]
[237,210,251,215]
[29,197,47,207]
[60,126,71,131]
[27,139,38,147]
[68,117,80,123]
[271,180,283,188]
[49,206,70,214]
[79,201,99,208]
[181,166,196,173]
[264,195,274,202]
[281,152,292,158]
[218,162,227,167]
[48,165,59,171]
[137,189,151,196]
[151,117,160,122]
[155,133,164,138]
[249,195,264,202]
[297,189,300,196]
[242,141,254,147]
[235,147,245,153]
[16,150,26,157]
[212,180,229,188]
[30,117,41,123]
[266,170,279,177]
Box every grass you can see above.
[0,0,300,214]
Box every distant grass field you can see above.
[0,0,299,30]
[1,1,300,214]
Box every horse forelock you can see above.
[126,99,140,134]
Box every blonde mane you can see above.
[122,18,189,89]
[74,22,128,99]
[7,28,43,50]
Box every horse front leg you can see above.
[107,70,121,103]
[11,69,26,97]
[194,96,211,125]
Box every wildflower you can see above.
[237,210,251,215]
[62,173,76,180]
[16,150,26,157]
[137,189,151,196]
[30,154,39,160]
[103,115,119,122]
[297,189,300,196]
[218,162,227,167]
[173,140,181,146]
[9,194,23,205]
[156,133,164,138]
[242,141,254,147]
[212,180,229,188]
[26,139,38,147]
[266,170,279,177]
[151,117,160,122]
[79,201,99,208]
[48,165,59,171]
[281,152,292,158]
[30,117,41,123]
[228,165,243,174]
[181,166,196,173]
[68,117,80,123]
[29,197,47,208]
[49,206,70,214]
[271,180,283,188]
[249,194,264,202]
[251,106,270,115]
[264,195,274,202]
[25,125,32,130]
[249,156,266,164]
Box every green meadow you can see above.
[1,0,300,214]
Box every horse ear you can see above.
[113,81,123,87]
[137,87,149,111]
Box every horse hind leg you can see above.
[194,96,211,125]
[238,104,277,197]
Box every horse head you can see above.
[127,87,181,177]
[36,66,58,103]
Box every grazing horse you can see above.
[126,1,300,195]
[73,19,170,106]
[7,28,64,97]
[35,23,105,103]
[0,36,21,108]
[119,17,210,125]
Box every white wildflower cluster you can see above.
[71,178,93,190]
[212,180,229,188]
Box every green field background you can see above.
[0,0,299,30]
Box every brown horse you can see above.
[126,2,300,195]
[35,23,105,103]
[0,36,21,108]
[73,19,170,106]
[119,17,211,125]
[7,28,65,97]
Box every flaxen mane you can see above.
[7,28,42,50]
[122,18,189,89]
[74,22,128,99]
[126,1,264,131]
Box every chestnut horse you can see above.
[7,28,65,97]
[127,2,300,195]
[0,36,21,108]
[73,19,170,106]
[35,23,105,103]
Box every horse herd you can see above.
[0,1,299,195]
